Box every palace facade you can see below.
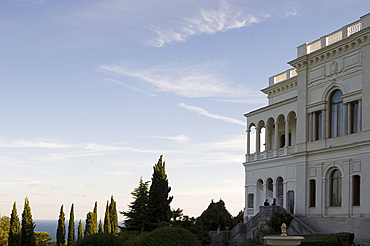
[243,13,370,244]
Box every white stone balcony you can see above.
[245,146,297,163]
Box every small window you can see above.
[309,180,316,207]
[248,194,254,208]
[353,175,360,206]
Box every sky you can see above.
[1,0,370,222]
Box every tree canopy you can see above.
[9,202,21,246]
[21,198,36,246]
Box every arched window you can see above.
[330,169,342,207]
[330,90,344,138]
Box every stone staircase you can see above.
[210,206,317,246]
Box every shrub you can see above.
[124,226,201,246]
[300,234,341,246]
[73,232,119,246]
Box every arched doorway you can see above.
[256,179,264,208]
[266,178,273,204]
[276,177,284,207]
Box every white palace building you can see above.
[243,13,370,244]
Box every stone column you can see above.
[348,102,352,134]
[358,99,362,131]
[274,122,279,157]
[312,112,317,141]
[343,102,348,135]
[322,108,327,139]
[246,129,251,155]
[285,119,290,147]
[325,105,330,138]
[308,113,313,141]
[256,127,260,153]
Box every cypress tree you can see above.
[93,202,98,234]
[84,212,94,237]
[148,155,173,229]
[109,196,118,235]
[9,202,21,246]
[21,197,36,246]
[103,201,111,234]
[56,205,65,246]
[67,204,75,246]
[122,177,151,232]
[77,220,83,241]
[98,219,103,233]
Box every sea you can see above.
[34,220,88,242]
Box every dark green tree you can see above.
[56,205,65,246]
[21,197,36,246]
[9,202,21,246]
[77,220,83,241]
[103,201,111,234]
[0,214,10,246]
[84,212,94,237]
[67,204,75,246]
[109,196,118,235]
[34,232,53,246]
[93,202,98,234]
[98,219,103,233]
[148,155,173,229]
[196,199,236,232]
[122,177,151,232]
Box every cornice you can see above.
[288,26,370,70]
[261,76,297,97]
[244,96,297,117]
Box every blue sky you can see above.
[1,0,369,221]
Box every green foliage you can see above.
[234,210,244,224]
[147,155,173,230]
[84,212,94,237]
[0,215,10,246]
[109,196,118,235]
[77,220,83,241]
[300,234,341,246]
[73,233,119,246]
[67,204,75,246]
[335,232,354,246]
[56,205,65,246]
[21,197,36,246]
[98,219,103,233]
[196,199,236,232]
[35,231,54,246]
[9,202,21,246]
[104,201,111,234]
[122,178,151,232]
[93,202,98,234]
[172,215,211,245]
[124,226,201,246]
[267,210,294,234]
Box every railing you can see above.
[245,146,297,163]
[273,68,297,84]
[303,21,362,55]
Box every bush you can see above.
[300,234,341,246]
[73,233,120,246]
[124,226,201,246]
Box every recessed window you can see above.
[330,90,344,138]
[315,111,322,140]
[353,175,360,206]
[248,194,254,208]
[330,169,342,207]
[309,179,316,207]
[351,101,359,134]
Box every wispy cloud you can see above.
[151,134,191,143]
[0,139,72,149]
[10,0,49,6]
[178,103,245,126]
[150,0,261,47]
[105,171,133,176]
[100,61,252,99]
